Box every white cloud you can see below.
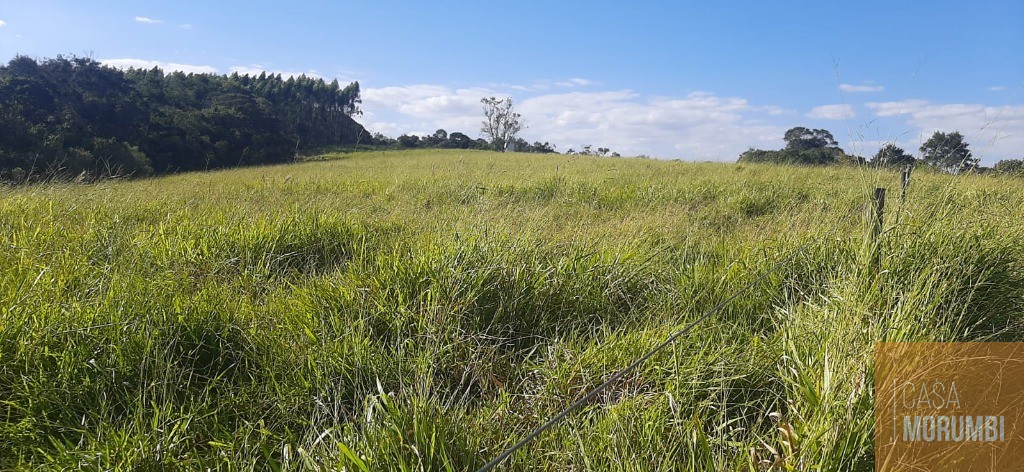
[839,84,884,93]
[989,86,1007,92]
[0,20,7,27]
[520,90,785,159]
[759,105,792,116]
[134,16,161,24]
[360,84,786,160]
[229,64,323,79]
[178,23,193,30]
[864,99,929,117]
[807,104,856,120]
[360,85,494,135]
[101,58,218,75]
[866,99,1024,164]
[556,77,593,87]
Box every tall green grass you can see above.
[1,149,1022,470]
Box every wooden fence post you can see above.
[901,166,912,202]
[871,187,886,269]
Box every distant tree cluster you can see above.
[993,159,1024,176]
[873,132,981,173]
[565,145,620,157]
[376,96,561,154]
[737,127,1006,174]
[871,143,915,167]
[372,129,558,154]
[0,55,365,182]
[738,127,858,165]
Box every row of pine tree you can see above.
[0,55,365,181]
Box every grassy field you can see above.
[2,149,1023,470]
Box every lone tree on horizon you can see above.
[783,127,840,151]
[920,131,976,173]
[480,97,525,151]
[872,143,916,167]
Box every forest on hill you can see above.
[0,55,365,180]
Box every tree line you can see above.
[372,97,562,154]
[374,128,559,154]
[0,55,365,181]
[739,126,1022,175]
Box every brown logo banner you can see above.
[875,343,1024,471]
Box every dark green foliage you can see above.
[994,159,1024,176]
[737,149,779,164]
[871,143,916,167]
[0,55,366,181]
[507,137,557,153]
[367,129,559,154]
[738,127,852,165]
[783,127,839,151]
[919,131,976,173]
[447,132,476,149]
[397,134,421,148]
[738,147,847,165]
[416,129,447,147]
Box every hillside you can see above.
[2,150,1022,469]
[0,55,366,180]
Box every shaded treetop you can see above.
[0,55,367,181]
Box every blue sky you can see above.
[1,0,1022,163]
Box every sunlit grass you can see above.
[1,149,1022,469]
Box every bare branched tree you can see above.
[480,97,525,151]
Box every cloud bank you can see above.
[839,84,884,93]
[361,85,788,160]
[556,78,593,87]
[807,104,855,120]
[866,100,1024,163]
[361,82,1021,163]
